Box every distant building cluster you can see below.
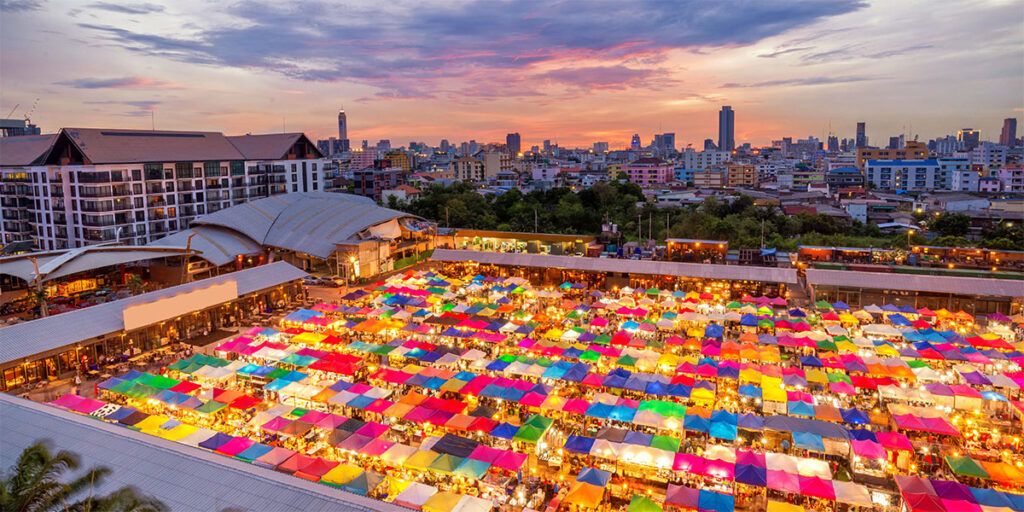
[2,106,1020,254]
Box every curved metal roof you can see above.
[149,226,263,267]
[185,192,414,259]
[0,244,192,283]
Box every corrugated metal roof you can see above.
[0,134,57,166]
[185,192,412,259]
[0,262,307,365]
[0,245,192,282]
[226,133,313,160]
[62,128,245,164]
[149,226,263,266]
[431,249,799,284]
[806,268,1023,297]
[0,394,403,512]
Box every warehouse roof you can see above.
[806,268,1023,297]
[59,128,246,164]
[0,394,402,512]
[149,225,263,267]
[226,133,323,160]
[158,192,417,260]
[0,133,57,166]
[431,249,799,284]
[0,244,192,283]
[0,262,307,366]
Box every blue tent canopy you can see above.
[490,422,519,439]
[848,429,877,442]
[709,410,738,441]
[738,384,762,399]
[608,406,636,423]
[735,463,767,486]
[737,413,763,431]
[586,403,613,419]
[792,431,825,452]
[763,416,850,439]
[577,467,612,488]
[787,401,814,417]
[563,435,596,454]
[698,490,734,512]
[740,314,759,327]
[704,324,724,338]
[683,414,710,433]
[622,431,653,446]
[562,363,591,382]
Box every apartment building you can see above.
[864,159,941,191]
[0,128,327,250]
[855,141,928,168]
[726,164,759,188]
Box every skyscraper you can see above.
[957,128,980,150]
[662,133,676,152]
[630,134,641,150]
[506,132,521,155]
[718,106,734,152]
[337,109,350,152]
[855,122,867,148]
[1000,118,1017,147]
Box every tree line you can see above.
[389,183,1023,251]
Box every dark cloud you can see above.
[720,75,875,88]
[88,2,164,14]
[55,76,176,88]
[84,100,161,116]
[0,0,44,12]
[758,47,812,58]
[865,44,933,59]
[77,0,867,98]
[535,65,673,91]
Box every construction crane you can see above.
[4,103,18,118]
[23,98,39,122]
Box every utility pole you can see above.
[445,206,449,228]
[761,218,765,249]
[637,213,641,242]
[534,208,538,233]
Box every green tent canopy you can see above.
[428,454,464,474]
[945,456,989,479]
[194,400,227,415]
[815,300,833,309]
[650,435,681,452]
[628,495,663,512]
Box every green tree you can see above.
[126,274,145,296]
[929,213,971,237]
[0,441,167,512]
[27,288,48,318]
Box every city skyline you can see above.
[1,0,1021,148]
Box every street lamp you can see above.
[907,229,914,247]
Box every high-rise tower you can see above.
[1000,118,1017,148]
[855,122,867,148]
[337,109,350,152]
[718,106,735,152]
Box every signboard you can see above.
[122,281,237,331]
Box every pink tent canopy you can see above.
[877,432,914,451]
[767,470,800,493]
[830,382,857,395]
[799,476,836,500]
[492,450,528,471]
[703,459,735,480]
[216,437,255,457]
[468,445,504,464]
[851,439,887,459]
[673,453,705,473]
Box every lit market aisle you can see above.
[43,268,1024,512]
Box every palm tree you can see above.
[126,274,145,296]
[0,441,167,512]
[27,288,48,318]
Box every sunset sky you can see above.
[1,0,1021,149]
